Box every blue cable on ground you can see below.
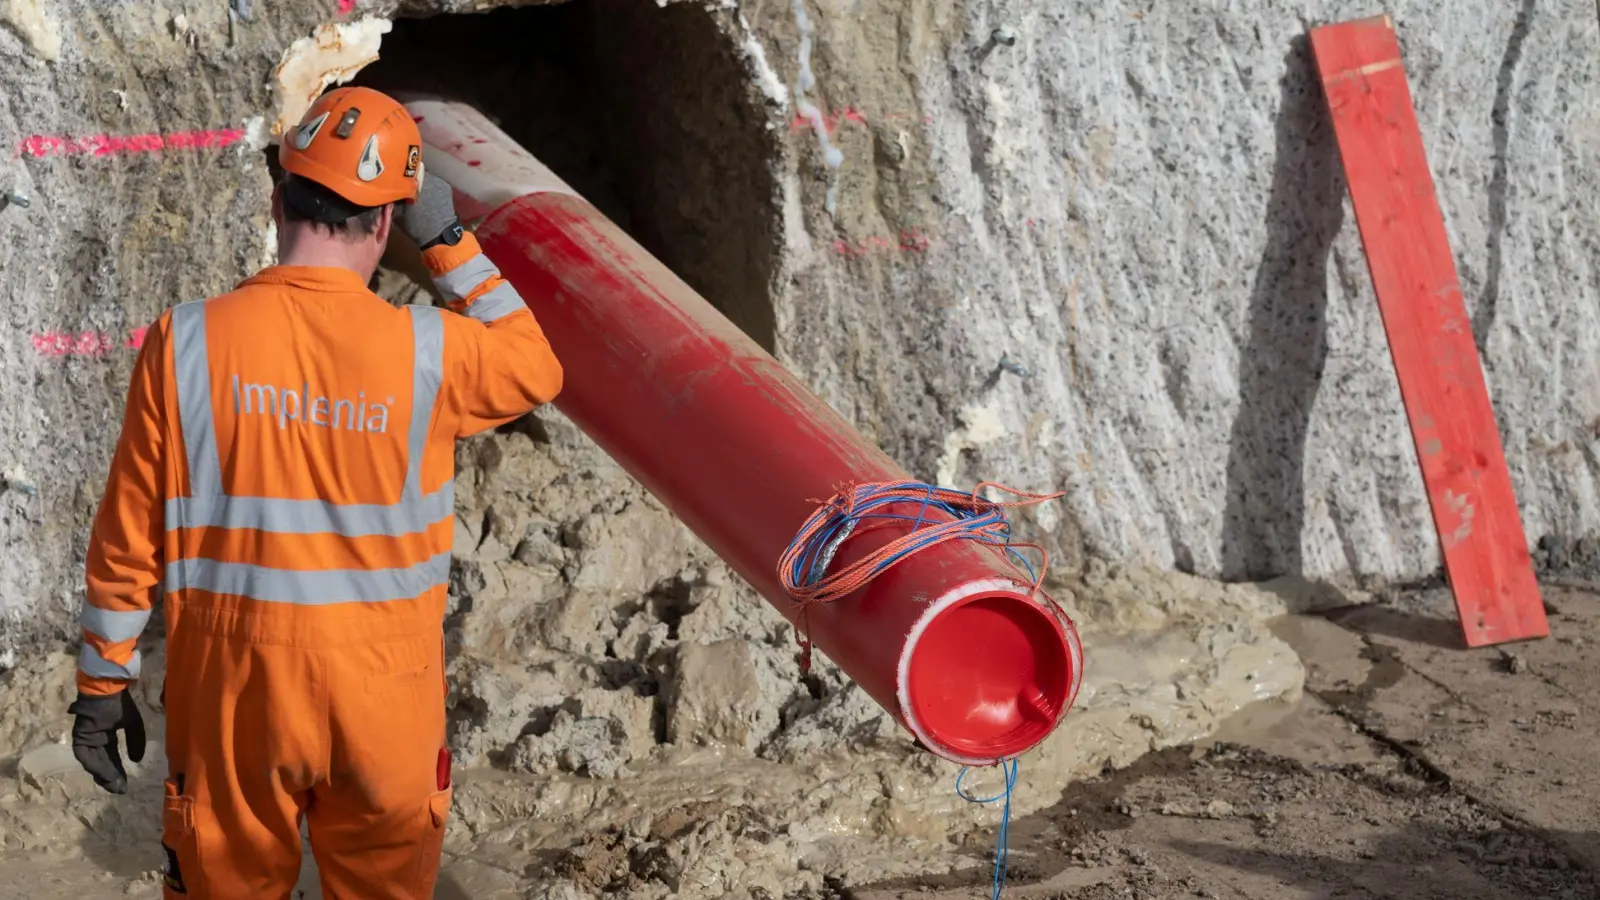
[956,757,1021,899]
[779,480,1052,899]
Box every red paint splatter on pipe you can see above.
[16,128,246,158]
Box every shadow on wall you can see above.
[1219,36,1345,582]
[1472,0,1538,356]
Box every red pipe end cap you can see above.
[902,589,1079,763]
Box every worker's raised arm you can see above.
[79,313,169,695]
[401,173,563,436]
[423,231,563,435]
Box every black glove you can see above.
[400,169,462,249]
[67,690,147,794]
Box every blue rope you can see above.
[780,482,1041,592]
[783,482,1038,897]
[956,757,1020,899]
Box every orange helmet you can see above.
[278,86,422,219]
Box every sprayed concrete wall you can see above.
[0,0,1595,779]
[764,0,1600,588]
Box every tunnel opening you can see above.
[355,0,784,352]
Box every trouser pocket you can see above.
[161,775,202,898]
[409,784,453,897]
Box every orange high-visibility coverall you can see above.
[77,232,562,899]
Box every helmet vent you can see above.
[292,112,328,151]
[356,135,385,182]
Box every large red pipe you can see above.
[404,98,1083,765]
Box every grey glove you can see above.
[68,690,147,794]
[399,170,461,249]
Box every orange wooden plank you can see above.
[1309,16,1548,647]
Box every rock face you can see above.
[762,0,1600,587]
[666,640,774,751]
[0,0,1594,816]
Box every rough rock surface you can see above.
[763,0,1600,587]
[2,0,1596,657]
[666,640,770,750]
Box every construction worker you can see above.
[64,86,563,898]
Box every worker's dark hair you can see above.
[278,172,394,240]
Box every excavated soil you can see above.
[4,584,1599,899]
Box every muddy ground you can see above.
[3,582,1597,899]
[858,585,1600,900]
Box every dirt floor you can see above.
[856,584,1600,900]
[5,583,1599,899]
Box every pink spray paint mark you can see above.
[338,0,354,13]
[831,227,934,259]
[16,128,246,158]
[898,227,932,253]
[790,106,931,135]
[32,327,148,358]
[790,105,874,136]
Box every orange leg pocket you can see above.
[409,785,453,897]
[161,777,203,898]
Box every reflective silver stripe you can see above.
[404,305,444,502]
[165,552,452,604]
[79,644,142,680]
[172,301,221,499]
[165,486,453,538]
[80,605,151,643]
[166,300,447,540]
[465,282,525,324]
[431,253,499,302]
